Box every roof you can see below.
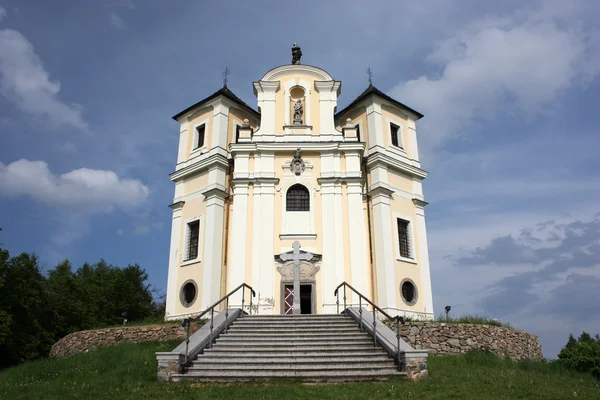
[172,86,260,121]
[335,84,424,120]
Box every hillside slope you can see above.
[0,341,598,399]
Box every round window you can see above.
[180,280,197,308]
[400,280,418,305]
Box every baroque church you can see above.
[165,45,434,320]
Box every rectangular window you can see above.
[195,124,206,149]
[390,123,400,147]
[185,220,200,261]
[397,218,411,258]
[355,124,361,142]
[235,125,241,143]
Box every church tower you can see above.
[165,45,434,320]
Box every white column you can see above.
[228,182,249,291]
[321,182,338,313]
[165,201,184,318]
[370,187,397,311]
[314,81,340,136]
[347,182,369,298]
[414,199,434,318]
[211,100,229,150]
[201,188,227,309]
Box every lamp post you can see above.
[444,305,451,322]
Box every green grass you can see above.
[435,313,513,328]
[1,342,599,400]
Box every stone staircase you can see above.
[171,314,405,382]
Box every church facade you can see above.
[165,47,434,320]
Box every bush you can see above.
[558,332,600,379]
[436,313,513,328]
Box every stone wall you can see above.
[50,322,204,358]
[385,321,542,360]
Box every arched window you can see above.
[286,184,310,211]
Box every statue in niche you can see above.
[293,99,303,124]
[291,42,302,65]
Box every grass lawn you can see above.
[1,341,598,400]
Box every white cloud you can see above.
[389,6,599,153]
[0,6,7,22]
[0,159,149,213]
[0,29,88,130]
[108,13,124,29]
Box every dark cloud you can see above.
[458,215,600,323]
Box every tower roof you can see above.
[172,86,260,121]
[335,84,424,120]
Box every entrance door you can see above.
[300,284,312,314]
[283,284,313,314]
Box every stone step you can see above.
[208,344,378,352]
[193,355,392,364]
[241,315,348,318]
[225,326,362,334]
[213,339,374,347]
[202,348,387,357]
[172,369,404,382]
[215,334,371,342]
[238,318,349,323]
[230,322,359,329]
[220,330,370,340]
[187,362,395,371]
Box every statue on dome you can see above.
[292,42,302,65]
[293,99,303,124]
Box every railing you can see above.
[181,283,256,365]
[334,282,405,368]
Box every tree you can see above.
[558,332,600,379]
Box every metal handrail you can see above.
[334,281,406,369]
[181,283,256,365]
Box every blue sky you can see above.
[0,0,599,358]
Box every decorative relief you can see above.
[276,260,321,282]
[290,148,305,175]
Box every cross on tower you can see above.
[367,67,374,86]
[279,241,313,314]
[222,66,231,88]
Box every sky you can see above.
[0,0,599,359]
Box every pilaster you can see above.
[253,81,280,135]
[177,121,189,163]
[211,99,230,150]
[366,100,384,151]
[200,185,227,308]
[413,199,434,316]
[369,186,397,311]
[165,201,184,318]
[228,182,249,292]
[347,182,369,299]
[320,181,338,313]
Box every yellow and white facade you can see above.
[165,57,434,320]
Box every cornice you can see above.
[170,151,229,181]
[230,141,366,153]
[168,201,185,210]
[366,151,428,180]
[367,182,395,197]
[412,198,429,208]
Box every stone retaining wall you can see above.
[50,322,204,358]
[385,321,542,360]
